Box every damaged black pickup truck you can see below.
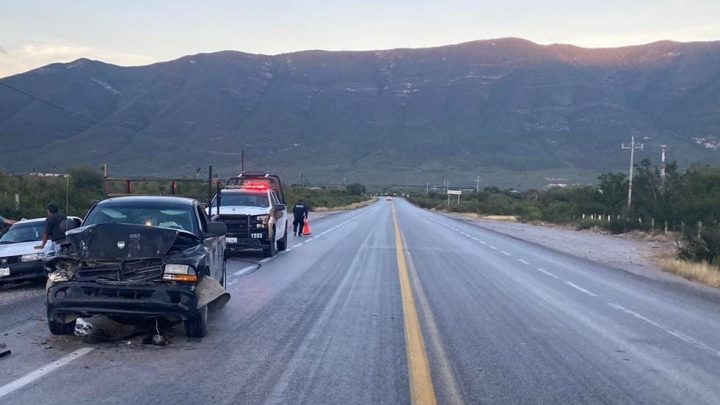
[45,196,230,337]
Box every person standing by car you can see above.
[34,203,67,254]
[1,214,17,226]
[292,200,309,237]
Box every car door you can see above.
[196,205,223,281]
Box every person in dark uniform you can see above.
[292,200,309,237]
[34,203,67,252]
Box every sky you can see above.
[1,0,719,78]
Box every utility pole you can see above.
[476,176,481,193]
[622,136,644,208]
[65,174,70,214]
[426,184,429,197]
[660,145,667,193]
[241,150,245,173]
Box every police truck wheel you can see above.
[277,227,288,251]
[262,228,277,257]
[185,305,208,337]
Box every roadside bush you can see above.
[679,226,720,264]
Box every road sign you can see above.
[447,190,462,195]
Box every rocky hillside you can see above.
[1,38,719,187]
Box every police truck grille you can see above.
[216,215,250,238]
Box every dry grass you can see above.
[480,215,519,222]
[661,259,720,288]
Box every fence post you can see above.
[651,218,655,232]
[664,221,668,234]
[698,221,703,239]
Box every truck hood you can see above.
[0,241,38,258]
[66,223,200,260]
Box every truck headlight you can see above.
[20,253,45,262]
[256,215,269,228]
[163,264,198,282]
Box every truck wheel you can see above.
[262,228,277,257]
[47,311,76,335]
[277,226,288,251]
[185,305,208,337]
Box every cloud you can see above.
[0,42,154,78]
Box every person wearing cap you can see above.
[35,203,67,251]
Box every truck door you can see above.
[196,205,223,281]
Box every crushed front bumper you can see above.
[47,281,198,320]
[0,261,45,284]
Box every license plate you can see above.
[226,237,238,244]
[0,267,9,278]
[250,233,263,239]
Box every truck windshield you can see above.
[84,205,198,234]
[216,192,269,208]
[0,222,45,244]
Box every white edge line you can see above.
[230,265,256,278]
[0,347,94,399]
[607,302,720,357]
[564,281,598,297]
[536,268,561,279]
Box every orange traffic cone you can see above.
[303,221,312,236]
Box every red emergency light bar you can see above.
[242,181,269,191]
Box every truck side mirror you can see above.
[274,204,286,212]
[206,222,227,237]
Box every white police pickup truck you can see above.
[208,172,289,257]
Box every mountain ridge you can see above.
[1,38,719,188]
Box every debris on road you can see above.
[74,318,93,337]
[0,342,10,359]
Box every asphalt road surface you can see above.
[2,199,720,404]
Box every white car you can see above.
[0,216,81,284]
[209,173,289,257]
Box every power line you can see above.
[0,81,97,124]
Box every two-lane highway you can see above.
[2,199,720,404]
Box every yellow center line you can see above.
[392,203,437,405]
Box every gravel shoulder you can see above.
[442,212,720,292]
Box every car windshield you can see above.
[215,192,269,208]
[0,222,45,244]
[84,205,197,233]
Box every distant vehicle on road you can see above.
[210,172,288,258]
[0,217,81,285]
[45,196,229,337]
[386,196,393,201]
